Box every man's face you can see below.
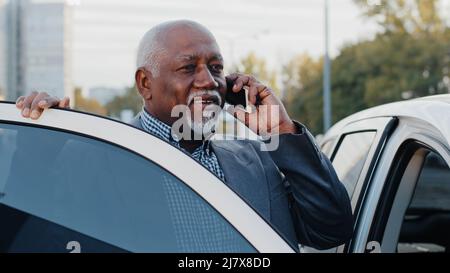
[147,26,227,130]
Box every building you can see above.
[0,0,6,98]
[3,0,73,102]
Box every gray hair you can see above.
[136,20,216,78]
[136,26,167,77]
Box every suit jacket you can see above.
[130,115,353,250]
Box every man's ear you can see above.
[135,68,152,100]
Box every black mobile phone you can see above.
[225,78,248,108]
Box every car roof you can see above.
[326,94,450,147]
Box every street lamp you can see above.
[323,0,332,132]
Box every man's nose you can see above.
[194,65,219,90]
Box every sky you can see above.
[67,0,382,91]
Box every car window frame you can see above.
[368,137,450,252]
[351,117,450,253]
[0,101,295,253]
[330,130,378,199]
[319,137,337,158]
[325,117,398,253]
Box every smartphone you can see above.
[225,78,249,111]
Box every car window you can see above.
[0,123,256,253]
[331,131,377,199]
[397,152,450,253]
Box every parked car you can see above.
[1,94,449,253]
[0,101,294,253]
[316,94,450,253]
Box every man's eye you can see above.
[180,64,196,72]
[210,64,223,73]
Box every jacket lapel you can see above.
[210,140,270,219]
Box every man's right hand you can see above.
[16,92,70,120]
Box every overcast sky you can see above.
[67,0,381,91]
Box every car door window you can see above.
[0,123,256,253]
[331,131,377,199]
[397,152,450,253]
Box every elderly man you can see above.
[16,20,352,250]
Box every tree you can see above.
[282,54,325,133]
[105,85,143,118]
[282,1,450,134]
[353,0,446,34]
[350,0,450,107]
[73,87,107,116]
[232,52,281,96]
[283,31,450,134]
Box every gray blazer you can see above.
[130,115,353,250]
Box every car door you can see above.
[0,102,294,253]
[350,117,450,253]
[317,116,398,253]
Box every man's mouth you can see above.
[191,95,220,106]
[186,90,223,115]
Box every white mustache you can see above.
[186,90,222,107]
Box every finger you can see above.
[21,91,39,118]
[232,75,252,92]
[248,84,259,106]
[30,92,52,120]
[29,106,44,120]
[31,92,50,111]
[38,96,62,110]
[31,92,51,109]
[32,99,54,120]
[229,105,250,126]
[225,73,240,82]
[225,73,244,92]
[257,85,273,101]
[58,97,70,108]
[16,96,25,109]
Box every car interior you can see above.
[397,152,450,252]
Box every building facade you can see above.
[3,0,73,102]
[0,0,7,99]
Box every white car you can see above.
[2,94,449,253]
[0,101,295,253]
[318,94,450,253]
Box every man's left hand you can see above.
[226,73,296,135]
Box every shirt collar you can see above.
[140,108,175,143]
[139,108,212,155]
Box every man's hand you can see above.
[226,73,296,135]
[16,91,70,120]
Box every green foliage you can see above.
[232,52,281,96]
[282,1,450,134]
[73,87,107,116]
[353,0,445,34]
[282,54,325,132]
[283,30,450,135]
[105,85,143,118]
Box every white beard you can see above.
[187,105,219,138]
[186,90,222,138]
